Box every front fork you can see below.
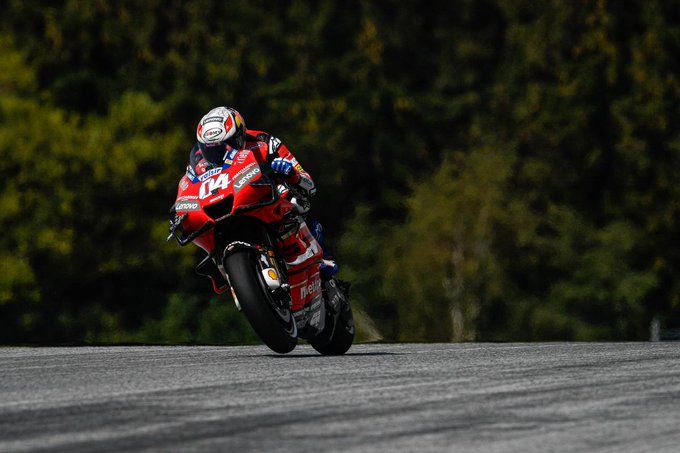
[220,240,290,313]
[255,248,290,300]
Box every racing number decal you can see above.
[199,173,230,199]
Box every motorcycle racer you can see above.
[188,106,337,279]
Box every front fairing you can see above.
[171,149,296,252]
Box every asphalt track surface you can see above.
[1,343,679,452]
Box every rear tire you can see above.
[311,298,354,355]
[223,250,297,354]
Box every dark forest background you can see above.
[1,0,678,344]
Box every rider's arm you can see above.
[274,144,316,196]
[248,130,316,196]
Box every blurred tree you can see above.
[383,149,516,341]
[0,33,197,342]
[379,0,678,340]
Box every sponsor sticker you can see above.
[175,200,200,212]
[233,166,261,194]
[202,116,223,124]
[236,150,250,164]
[198,167,223,182]
[298,175,315,191]
[186,165,198,182]
[226,241,252,251]
[310,310,321,327]
[204,128,222,139]
[300,278,322,299]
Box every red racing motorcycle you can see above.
[168,147,354,354]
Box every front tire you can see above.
[223,250,297,354]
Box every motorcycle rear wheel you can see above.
[223,250,297,354]
[310,297,354,355]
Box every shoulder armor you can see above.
[249,131,282,156]
[267,135,282,155]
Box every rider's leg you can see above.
[309,219,338,280]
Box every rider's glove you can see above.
[271,158,294,176]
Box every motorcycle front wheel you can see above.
[223,250,297,354]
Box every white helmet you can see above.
[196,106,246,165]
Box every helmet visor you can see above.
[199,142,231,166]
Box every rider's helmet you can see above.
[196,106,247,166]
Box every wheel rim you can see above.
[252,255,297,338]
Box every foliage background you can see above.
[0,0,678,344]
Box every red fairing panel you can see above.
[278,221,324,312]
